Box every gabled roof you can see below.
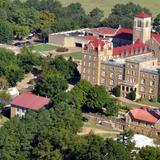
[11,92,50,111]
[135,12,151,18]
[113,38,149,56]
[129,108,158,124]
[84,38,105,52]
[86,27,118,36]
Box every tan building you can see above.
[81,12,160,101]
[125,107,160,137]
[10,92,50,118]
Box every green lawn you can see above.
[120,102,142,110]
[63,52,82,60]
[138,99,160,108]
[32,44,58,52]
[59,0,159,17]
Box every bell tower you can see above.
[133,12,151,43]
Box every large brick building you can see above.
[81,12,160,101]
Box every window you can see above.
[101,78,105,84]
[118,74,122,80]
[135,48,138,54]
[141,79,145,84]
[131,49,134,55]
[110,72,114,78]
[140,87,145,92]
[137,20,142,27]
[17,108,20,113]
[150,80,154,86]
[101,71,105,76]
[146,21,149,27]
[83,68,86,73]
[149,88,154,94]
[83,61,86,66]
[88,62,91,67]
[109,80,114,85]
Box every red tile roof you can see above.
[129,108,158,124]
[11,93,50,111]
[112,38,149,57]
[87,27,118,36]
[152,33,160,44]
[88,39,105,51]
[135,12,151,18]
[78,36,98,41]
[116,27,133,35]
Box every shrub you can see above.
[129,91,136,100]
[56,47,68,52]
[112,86,121,97]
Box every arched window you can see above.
[137,20,142,27]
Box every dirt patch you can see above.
[78,127,120,137]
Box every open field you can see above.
[59,0,159,17]
[78,119,121,138]
[32,44,58,52]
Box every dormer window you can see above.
[126,50,129,57]
[121,51,124,58]
[135,48,138,54]
[131,49,134,55]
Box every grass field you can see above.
[138,99,160,108]
[80,119,120,138]
[63,52,81,60]
[59,0,159,17]
[32,44,58,52]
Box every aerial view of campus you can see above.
[0,0,160,159]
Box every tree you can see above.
[103,138,131,160]
[153,14,160,33]
[35,71,68,98]
[0,76,9,90]
[117,129,135,152]
[37,10,55,31]
[129,90,136,100]
[104,100,119,116]
[136,146,160,160]
[5,64,24,86]
[0,20,13,43]
[89,8,104,27]
[0,91,10,109]
[47,56,79,81]
[101,2,151,28]
[13,25,29,38]
[85,85,109,112]
[112,85,121,97]
[18,47,42,73]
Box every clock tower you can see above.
[133,12,151,43]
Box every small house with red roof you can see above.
[10,92,50,118]
[125,107,160,137]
